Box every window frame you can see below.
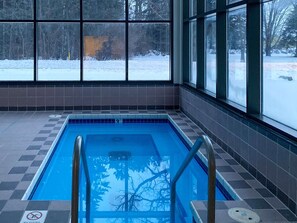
[0,0,173,83]
[183,0,297,136]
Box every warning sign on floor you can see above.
[20,210,47,223]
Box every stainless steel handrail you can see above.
[71,136,91,223]
[170,135,216,223]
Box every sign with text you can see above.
[20,210,47,223]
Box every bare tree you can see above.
[263,0,291,56]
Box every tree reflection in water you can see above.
[81,134,171,222]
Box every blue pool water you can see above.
[30,119,231,222]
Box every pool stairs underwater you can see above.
[70,135,217,223]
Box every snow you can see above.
[0,55,170,81]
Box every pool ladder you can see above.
[71,135,216,223]
[170,135,216,223]
[71,136,91,223]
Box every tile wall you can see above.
[0,84,179,111]
[180,85,297,215]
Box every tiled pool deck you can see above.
[0,110,296,223]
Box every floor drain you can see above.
[49,114,62,118]
[228,208,260,223]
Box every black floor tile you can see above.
[33,137,47,141]
[278,209,297,221]
[239,172,254,180]
[38,150,48,155]
[228,180,251,189]
[44,124,55,127]
[31,160,42,167]
[10,190,25,199]
[19,155,36,161]
[44,141,53,145]
[0,200,6,211]
[245,198,273,209]
[0,182,18,190]
[21,173,35,181]
[256,188,274,198]
[26,145,41,151]
[45,210,70,223]
[0,211,23,223]
[39,130,51,134]
[217,166,235,172]
[225,159,238,165]
[9,167,28,174]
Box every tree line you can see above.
[0,0,170,60]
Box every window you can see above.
[128,0,170,20]
[227,7,247,106]
[262,0,297,129]
[0,0,33,20]
[0,23,34,81]
[205,0,216,12]
[83,23,125,81]
[0,0,171,82]
[128,23,170,81]
[228,0,242,4]
[190,0,197,17]
[37,0,79,20]
[190,20,197,85]
[83,0,125,20]
[205,16,216,94]
[37,23,80,81]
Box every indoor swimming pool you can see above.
[25,116,236,222]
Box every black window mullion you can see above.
[247,0,261,114]
[170,0,173,81]
[196,0,205,89]
[125,0,129,81]
[34,0,37,81]
[80,0,83,82]
[216,0,227,99]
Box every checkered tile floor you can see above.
[0,110,296,223]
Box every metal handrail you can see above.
[170,135,216,223]
[71,136,91,223]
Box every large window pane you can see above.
[190,0,197,17]
[83,23,125,81]
[37,23,80,81]
[37,0,79,20]
[227,8,246,106]
[83,0,125,20]
[205,0,216,12]
[205,16,216,93]
[0,0,33,20]
[0,23,33,81]
[228,0,242,4]
[129,23,170,80]
[129,0,170,20]
[190,20,197,85]
[263,1,297,129]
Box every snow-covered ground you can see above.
[0,53,296,129]
[0,55,170,81]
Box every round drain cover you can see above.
[49,114,62,118]
[228,208,260,223]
